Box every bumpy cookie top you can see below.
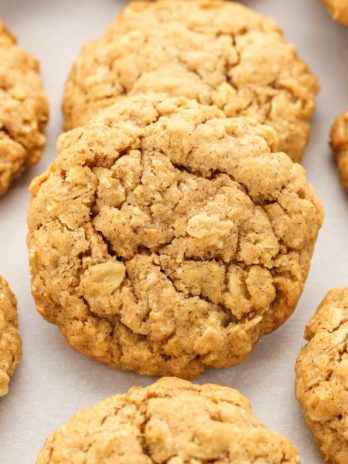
[0,276,22,397]
[63,0,318,162]
[37,377,300,464]
[0,19,49,195]
[321,0,348,26]
[28,94,323,378]
[331,110,348,190]
[296,288,348,464]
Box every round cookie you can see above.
[321,0,348,26]
[331,110,348,190]
[37,377,300,464]
[0,20,49,195]
[0,276,22,397]
[63,0,319,163]
[28,94,323,378]
[296,288,348,464]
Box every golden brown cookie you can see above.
[28,94,323,378]
[321,0,348,26]
[63,0,319,163]
[0,19,49,196]
[296,288,348,464]
[0,276,22,397]
[37,377,300,464]
[331,110,348,190]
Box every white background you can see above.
[0,0,347,462]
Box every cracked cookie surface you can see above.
[0,19,49,195]
[296,288,348,464]
[0,276,22,397]
[28,94,323,378]
[321,0,348,26]
[331,110,348,190]
[63,0,318,163]
[36,377,300,464]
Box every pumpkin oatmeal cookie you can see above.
[0,20,49,195]
[331,110,348,190]
[63,0,318,162]
[0,276,22,397]
[296,287,348,464]
[321,0,348,26]
[28,94,323,378]
[37,377,300,464]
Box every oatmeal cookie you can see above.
[331,110,348,190]
[37,377,300,464]
[321,0,348,26]
[28,94,323,378]
[0,19,49,195]
[0,276,22,397]
[296,288,348,464]
[63,0,319,162]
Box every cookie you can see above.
[321,0,348,26]
[296,288,348,464]
[36,377,300,463]
[0,276,22,397]
[0,20,49,195]
[63,0,319,163]
[28,94,323,378]
[331,110,348,190]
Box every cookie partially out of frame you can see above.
[28,94,323,379]
[63,0,319,162]
[296,288,348,464]
[0,20,49,195]
[331,110,348,190]
[321,0,348,26]
[37,377,300,464]
[0,276,22,397]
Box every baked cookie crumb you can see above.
[331,110,348,190]
[37,377,300,463]
[0,19,49,195]
[296,288,348,464]
[0,276,22,397]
